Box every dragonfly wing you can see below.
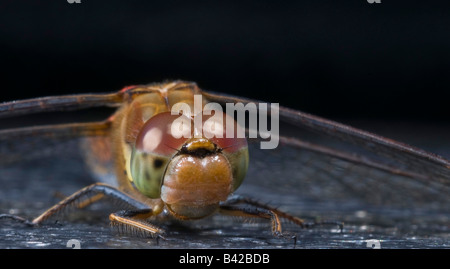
[0,121,111,165]
[242,139,449,210]
[203,90,450,180]
[0,90,121,174]
[203,90,450,218]
[0,92,123,119]
[0,123,117,218]
[277,105,450,183]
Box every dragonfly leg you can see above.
[222,195,306,227]
[1,183,165,238]
[75,193,105,209]
[30,183,150,225]
[219,203,297,244]
[109,209,166,238]
[223,195,344,231]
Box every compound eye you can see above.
[202,111,247,153]
[135,112,193,156]
[131,112,193,198]
[201,111,249,192]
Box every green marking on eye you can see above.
[130,147,169,198]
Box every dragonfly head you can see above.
[130,111,249,219]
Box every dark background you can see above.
[1,0,449,122]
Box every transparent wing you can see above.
[0,93,120,211]
[242,140,449,211]
[0,92,123,119]
[0,135,95,208]
[203,90,450,224]
[0,90,122,164]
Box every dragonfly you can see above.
[0,81,449,241]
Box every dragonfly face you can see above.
[130,111,249,219]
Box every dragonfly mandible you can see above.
[0,81,449,239]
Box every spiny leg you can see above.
[219,204,297,244]
[219,205,281,234]
[31,183,150,225]
[222,195,343,231]
[46,187,165,237]
[109,209,166,238]
[1,183,165,238]
[0,183,120,226]
[75,193,106,209]
[223,195,305,227]
[52,191,106,210]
